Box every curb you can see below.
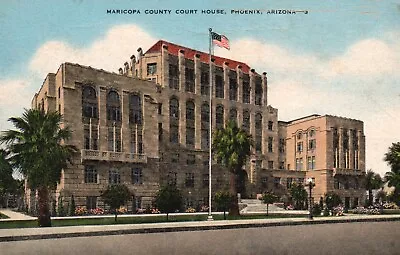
[1,216,400,243]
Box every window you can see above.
[201,103,210,122]
[267,121,273,131]
[297,132,303,140]
[274,177,281,188]
[307,156,316,170]
[170,98,179,119]
[255,113,262,129]
[279,161,285,170]
[106,90,121,121]
[334,179,340,189]
[84,165,97,183]
[203,174,209,188]
[297,142,303,152]
[216,105,224,129]
[186,101,195,121]
[279,138,285,153]
[215,75,224,98]
[86,196,97,210]
[132,168,143,184]
[158,123,163,141]
[187,154,196,165]
[185,173,195,187]
[82,86,98,119]
[130,128,143,154]
[261,177,268,188]
[255,79,262,105]
[170,126,179,143]
[147,63,157,75]
[255,113,263,153]
[229,108,237,123]
[242,81,250,104]
[201,71,209,95]
[108,126,121,152]
[171,153,179,163]
[185,68,195,92]
[309,129,316,137]
[129,94,142,124]
[287,178,293,189]
[168,171,177,185]
[229,77,237,101]
[268,137,273,153]
[255,138,262,153]
[170,98,179,143]
[58,87,61,98]
[296,158,303,171]
[169,64,179,89]
[109,169,120,184]
[84,124,98,150]
[201,129,209,150]
[242,110,250,131]
[158,103,162,115]
[135,196,142,209]
[268,161,274,169]
[308,139,316,150]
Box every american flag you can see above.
[211,32,230,50]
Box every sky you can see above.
[0,0,399,176]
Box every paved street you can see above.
[1,221,399,255]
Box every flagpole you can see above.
[208,27,213,221]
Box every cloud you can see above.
[29,24,156,78]
[216,34,400,176]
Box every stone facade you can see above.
[29,40,366,211]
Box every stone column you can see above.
[178,49,185,91]
[161,44,169,88]
[262,72,268,106]
[194,53,201,95]
[99,86,108,152]
[358,130,365,170]
[339,127,344,168]
[250,69,256,105]
[236,65,243,103]
[348,129,354,170]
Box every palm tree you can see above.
[212,121,252,216]
[365,170,383,206]
[384,142,400,204]
[0,109,76,227]
[384,171,400,203]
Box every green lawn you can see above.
[0,213,306,229]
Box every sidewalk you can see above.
[0,209,35,220]
[0,214,399,242]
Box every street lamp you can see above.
[306,178,315,220]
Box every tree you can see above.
[325,192,342,212]
[261,191,278,216]
[0,149,18,207]
[101,184,131,222]
[154,184,182,221]
[69,195,76,216]
[289,182,308,210]
[214,190,232,220]
[212,121,252,216]
[365,169,383,206]
[0,109,76,227]
[384,143,400,204]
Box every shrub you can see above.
[75,206,88,216]
[185,207,196,213]
[312,203,322,216]
[332,205,344,216]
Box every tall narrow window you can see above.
[255,113,262,153]
[108,126,121,152]
[132,168,143,184]
[84,165,97,183]
[129,94,142,124]
[216,104,224,129]
[185,68,195,92]
[201,71,209,95]
[215,75,224,98]
[109,168,121,184]
[229,77,237,101]
[229,108,237,124]
[186,101,195,147]
[307,156,316,170]
[185,173,195,187]
[242,80,250,104]
[147,63,157,75]
[242,110,250,131]
[106,90,121,122]
[201,103,210,150]
[169,64,179,89]
[170,98,179,143]
[268,137,273,153]
[82,86,98,119]
[268,121,273,131]
[84,123,99,150]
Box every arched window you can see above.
[186,101,195,121]
[229,108,237,123]
[216,104,224,129]
[129,94,142,124]
[169,98,179,120]
[106,90,121,121]
[201,103,209,123]
[82,86,98,118]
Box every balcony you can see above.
[333,168,364,176]
[81,149,147,164]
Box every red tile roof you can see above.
[145,40,254,74]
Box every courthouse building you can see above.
[29,40,366,211]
